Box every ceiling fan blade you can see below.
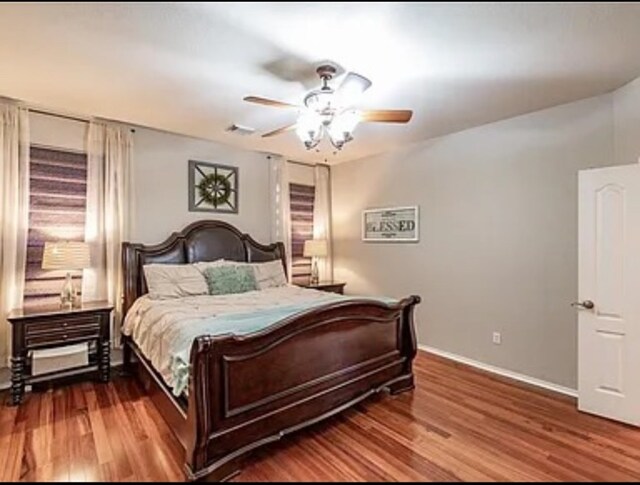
[334,72,372,107]
[244,96,300,109]
[360,110,413,123]
[262,123,297,138]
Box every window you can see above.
[24,146,88,308]
[289,183,315,285]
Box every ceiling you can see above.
[1,2,640,164]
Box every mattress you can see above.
[122,285,392,396]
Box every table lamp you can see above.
[42,241,91,308]
[303,239,328,285]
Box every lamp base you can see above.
[60,273,79,309]
[310,260,320,286]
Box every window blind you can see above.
[24,146,88,308]
[289,183,315,285]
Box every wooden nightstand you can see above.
[298,281,346,295]
[7,301,112,405]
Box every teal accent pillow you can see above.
[203,265,257,295]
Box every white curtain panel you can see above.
[0,103,29,364]
[268,155,293,280]
[313,164,334,281]
[83,122,133,345]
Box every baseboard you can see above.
[418,345,578,398]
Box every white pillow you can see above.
[251,260,288,290]
[192,259,228,274]
[143,264,208,299]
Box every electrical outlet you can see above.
[492,332,502,345]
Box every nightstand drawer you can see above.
[24,316,100,338]
[25,316,101,349]
[26,326,101,348]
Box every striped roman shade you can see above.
[290,183,315,285]
[24,146,88,308]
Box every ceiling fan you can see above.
[243,64,413,151]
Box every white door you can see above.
[578,164,640,425]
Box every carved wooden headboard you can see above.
[122,220,286,315]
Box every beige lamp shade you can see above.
[303,239,328,258]
[42,241,91,270]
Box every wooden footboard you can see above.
[183,296,420,481]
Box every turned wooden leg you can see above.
[10,356,26,406]
[99,340,111,383]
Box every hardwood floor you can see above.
[2,351,640,482]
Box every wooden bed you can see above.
[121,220,420,481]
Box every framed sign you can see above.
[188,160,238,213]
[362,206,419,242]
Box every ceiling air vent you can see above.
[226,124,256,136]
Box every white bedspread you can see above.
[122,286,351,394]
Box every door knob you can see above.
[572,300,595,310]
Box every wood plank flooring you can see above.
[2,351,640,482]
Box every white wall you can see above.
[614,76,640,166]
[131,128,271,244]
[30,112,86,152]
[332,95,617,389]
[288,161,315,186]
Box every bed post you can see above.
[121,242,140,376]
[387,295,420,395]
[184,335,245,482]
[185,335,214,476]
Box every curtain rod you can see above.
[265,154,326,168]
[288,159,332,169]
[287,159,318,168]
[29,108,136,133]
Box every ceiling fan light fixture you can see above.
[334,109,361,132]
[328,130,353,151]
[304,89,334,112]
[327,109,361,150]
[296,111,324,150]
[245,63,412,153]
